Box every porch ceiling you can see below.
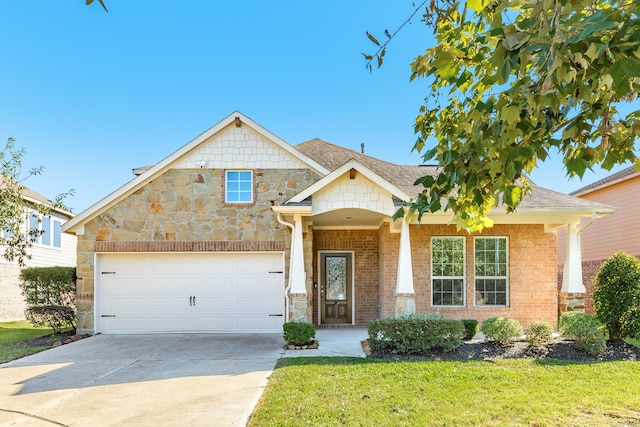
[311,208,387,229]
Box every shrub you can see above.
[481,317,523,345]
[525,321,553,347]
[559,312,606,357]
[394,313,444,321]
[367,317,465,354]
[593,251,640,341]
[25,305,76,334]
[283,322,316,345]
[461,319,480,340]
[20,266,76,333]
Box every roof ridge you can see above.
[296,138,415,168]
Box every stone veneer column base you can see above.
[289,293,309,322]
[394,293,416,317]
[559,292,586,314]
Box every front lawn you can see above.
[0,320,59,363]
[249,357,640,426]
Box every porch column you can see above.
[560,222,586,313]
[289,214,308,322]
[395,219,416,316]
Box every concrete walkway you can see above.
[0,329,367,426]
[283,328,368,358]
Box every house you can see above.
[0,185,76,320]
[557,165,639,313]
[62,111,614,335]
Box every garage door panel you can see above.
[98,253,284,333]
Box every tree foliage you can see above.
[86,0,108,12]
[593,250,640,341]
[0,138,73,266]
[369,0,640,231]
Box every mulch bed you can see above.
[365,337,640,362]
[8,332,90,348]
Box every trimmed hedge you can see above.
[526,321,553,347]
[462,319,480,340]
[367,317,465,354]
[20,266,76,333]
[283,321,316,345]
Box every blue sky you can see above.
[0,1,636,213]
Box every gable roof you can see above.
[287,159,412,204]
[296,138,438,197]
[1,176,74,218]
[62,111,329,234]
[571,165,640,196]
[296,139,614,214]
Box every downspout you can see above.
[276,213,295,322]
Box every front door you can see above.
[320,253,353,324]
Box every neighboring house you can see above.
[62,111,614,335]
[0,185,77,320]
[557,166,639,313]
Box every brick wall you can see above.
[312,229,379,326]
[0,263,25,320]
[380,224,558,329]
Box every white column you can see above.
[289,214,306,294]
[561,222,585,293]
[396,219,415,294]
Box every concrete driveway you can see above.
[0,334,285,426]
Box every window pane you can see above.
[475,238,508,306]
[431,238,465,307]
[227,171,239,180]
[29,214,40,243]
[53,221,61,248]
[41,217,51,246]
[225,170,252,203]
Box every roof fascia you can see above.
[287,159,411,203]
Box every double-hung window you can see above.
[474,237,508,306]
[225,170,253,203]
[431,237,465,307]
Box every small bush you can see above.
[462,319,479,340]
[367,317,465,354]
[559,312,600,336]
[593,251,640,341]
[25,305,76,334]
[526,321,553,347]
[283,322,316,345]
[481,317,523,345]
[394,313,444,321]
[559,312,606,357]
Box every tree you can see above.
[368,0,640,231]
[0,138,73,267]
[593,251,640,341]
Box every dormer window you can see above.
[225,170,253,204]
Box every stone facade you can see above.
[0,263,25,320]
[75,168,320,333]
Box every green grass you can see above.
[249,357,640,426]
[0,320,58,363]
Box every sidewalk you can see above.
[282,328,368,358]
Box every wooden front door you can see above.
[320,253,353,324]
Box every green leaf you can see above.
[468,0,489,13]
[366,31,380,46]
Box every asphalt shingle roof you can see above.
[570,165,637,195]
[295,138,613,212]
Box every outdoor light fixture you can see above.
[197,161,207,169]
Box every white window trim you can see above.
[473,236,509,307]
[430,236,466,308]
[225,169,254,204]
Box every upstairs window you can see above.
[225,170,253,203]
[29,213,62,249]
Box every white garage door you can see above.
[96,253,284,334]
